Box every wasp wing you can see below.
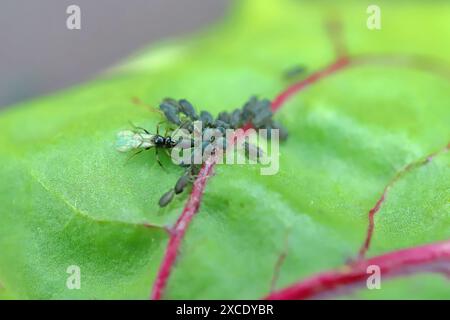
[116,130,156,152]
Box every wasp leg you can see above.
[124,149,144,165]
[155,148,168,172]
[156,121,169,136]
[128,121,150,134]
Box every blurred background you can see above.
[0,0,230,109]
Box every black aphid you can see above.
[200,110,214,127]
[230,109,242,128]
[159,189,175,207]
[178,99,198,120]
[159,102,182,125]
[174,174,190,194]
[159,164,201,207]
[217,111,231,124]
[284,65,306,79]
[241,96,258,123]
[244,141,265,162]
[214,119,231,129]
[123,96,289,208]
[271,121,289,140]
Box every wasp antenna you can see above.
[128,121,150,134]
[131,97,164,116]
[128,120,138,128]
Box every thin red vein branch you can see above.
[270,229,291,292]
[325,16,348,59]
[265,240,450,300]
[358,142,450,260]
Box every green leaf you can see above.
[0,0,449,299]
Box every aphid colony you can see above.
[116,97,288,207]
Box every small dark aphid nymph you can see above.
[162,97,181,108]
[153,134,178,149]
[284,65,306,79]
[230,109,242,128]
[178,99,198,120]
[214,119,231,129]
[159,165,200,207]
[244,141,265,163]
[200,110,214,127]
[271,121,289,141]
[252,107,272,127]
[120,95,289,208]
[159,189,175,207]
[175,174,190,194]
[217,111,231,124]
[159,102,182,125]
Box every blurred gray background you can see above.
[0,0,230,108]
